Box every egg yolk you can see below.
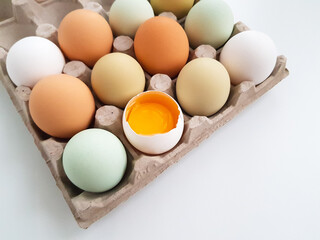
[125,92,180,135]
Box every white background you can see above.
[1,0,320,239]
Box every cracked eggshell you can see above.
[122,91,184,155]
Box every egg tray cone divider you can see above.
[0,0,289,229]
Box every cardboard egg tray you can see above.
[0,0,289,229]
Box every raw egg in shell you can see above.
[123,91,184,155]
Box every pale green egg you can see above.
[109,0,154,38]
[63,129,127,193]
[185,0,234,49]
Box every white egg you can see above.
[6,36,65,88]
[123,91,184,155]
[219,31,278,85]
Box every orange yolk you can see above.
[125,91,180,135]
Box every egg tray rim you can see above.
[0,0,289,229]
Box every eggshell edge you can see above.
[122,91,184,155]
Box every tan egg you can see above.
[29,74,95,139]
[91,53,145,109]
[176,58,230,116]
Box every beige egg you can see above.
[176,58,231,116]
[91,53,145,109]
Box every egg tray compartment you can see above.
[0,0,289,229]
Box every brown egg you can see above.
[29,74,95,139]
[134,16,189,78]
[58,9,113,68]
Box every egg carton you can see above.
[0,0,289,229]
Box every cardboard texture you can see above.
[0,0,289,229]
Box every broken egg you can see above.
[123,91,184,155]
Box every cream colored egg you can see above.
[176,58,230,116]
[109,0,154,38]
[123,91,184,155]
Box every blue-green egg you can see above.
[185,0,234,49]
[63,129,127,193]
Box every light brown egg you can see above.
[29,74,95,139]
